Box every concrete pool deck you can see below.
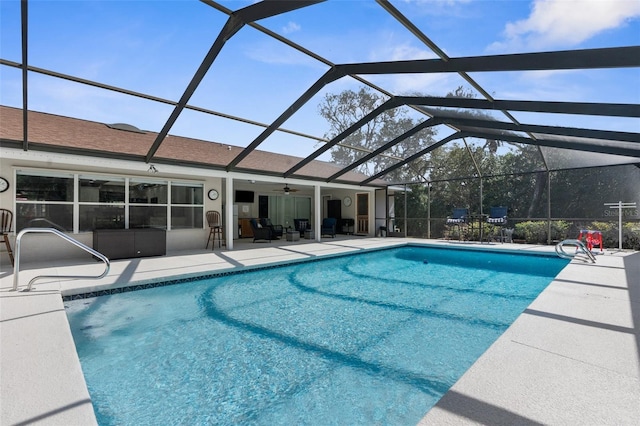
[1,237,638,425]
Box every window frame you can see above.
[14,168,205,233]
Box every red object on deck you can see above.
[577,229,603,251]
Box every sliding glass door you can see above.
[268,195,311,230]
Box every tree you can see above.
[318,87,437,183]
[445,85,503,154]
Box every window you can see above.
[15,170,204,232]
[79,175,126,231]
[15,172,74,231]
[129,179,168,229]
[171,183,204,229]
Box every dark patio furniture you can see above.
[340,218,354,234]
[260,218,283,239]
[294,218,311,233]
[249,218,272,242]
[321,217,337,238]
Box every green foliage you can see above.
[511,220,640,249]
[623,223,640,250]
[514,221,570,244]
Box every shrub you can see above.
[623,222,640,250]
[514,220,570,244]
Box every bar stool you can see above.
[0,208,14,265]
[206,210,223,249]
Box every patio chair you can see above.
[486,206,508,243]
[340,218,354,235]
[447,208,468,224]
[321,217,337,238]
[206,210,222,249]
[260,218,283,239]
[249,218,272,242]
[487,206,508,226]
[0,208,14,265]
[294,218,311,233]
[445,208,468,240]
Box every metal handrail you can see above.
[555,239,596,263]
[12,228,110,292]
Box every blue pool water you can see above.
[65,246,568,425]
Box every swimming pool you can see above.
[65,245,569,425]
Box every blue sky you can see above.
[1,0,639,162]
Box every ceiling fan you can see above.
[273,184,299,195]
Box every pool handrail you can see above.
[12,227,110,292]
[555,239,596,263]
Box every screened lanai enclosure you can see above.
[1,1,639,248]
[387,163,640,249]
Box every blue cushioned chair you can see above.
[446,208,468,225]
[486,206,508,243]
[445,208,468,241]
[321,218,337,238]
[487,206,508,226]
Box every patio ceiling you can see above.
[2,0,639,186]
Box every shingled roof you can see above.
[0,105,383,186]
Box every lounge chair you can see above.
[249,218,272,242]
[321,218,337,238]
[260,218,283,239]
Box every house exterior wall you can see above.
[0,147,376,264]
[0,148,222,263]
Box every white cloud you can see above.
[366,72,459,96]
[362,31,451,94]
[387,44,435,62]
[368,31,439,62]
[489,0,640,52]
[282,21,300,34]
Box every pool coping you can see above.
[1,238,638,425]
